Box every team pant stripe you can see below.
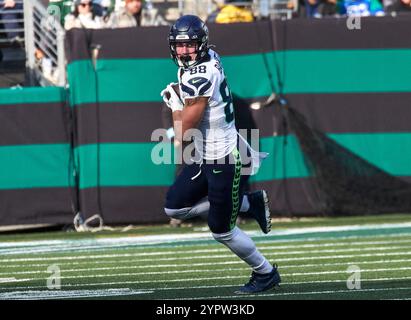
[230,148,242,230]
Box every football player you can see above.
[161,15,281,294]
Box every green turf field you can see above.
[0,214,410,300]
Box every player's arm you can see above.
[172,97,208,144]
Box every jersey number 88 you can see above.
[220,78,234,124]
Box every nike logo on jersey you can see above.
[188,77,208,89]
[213,170,223,174]
[192,78,204,84]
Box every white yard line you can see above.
[257,233,411,248]
[0,278,17,283]
[1,222,410,254]
[1,256,409,270]
[1,261,411,281]
[1,232,410,261]
[0,259,411,291]
[1,257,411,277]
[152,276,411,292]
[174,286,411,300]
[3,276,411,295]
[0,277,411,300]
[2,238,411,265]
[0,254,411,274]
[2,251,410,271]
[1,266,410,285]
[0,288,153,300]
[2,238,411,268]
[1,242,410,264]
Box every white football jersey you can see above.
[178,49,238,160]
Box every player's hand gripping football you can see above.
[160,83,183,112]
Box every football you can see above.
[165,83,180,100]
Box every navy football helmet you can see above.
[168,15,209,68]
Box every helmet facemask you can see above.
[168,15,209,69]
[171,40,206,68]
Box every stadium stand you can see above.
[0,0,25,87]
[11,0,411,88]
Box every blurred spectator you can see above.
[93,0,115,18]
[0,0,24,43]
[49,0,115,26]
[143,0,169,25]
[386,0,411,12]
[107,0,143,27]
[304,0,323,17]
[304,0,337,17]
[48,0,73,26]
[321,0,338,15]
[207,0,254,23]
[382,0,395,8]
[64,0,103,30]
[286,0,302,17]
[336,0,385,16]
[34,48,59,84]
[106,0,167,28]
